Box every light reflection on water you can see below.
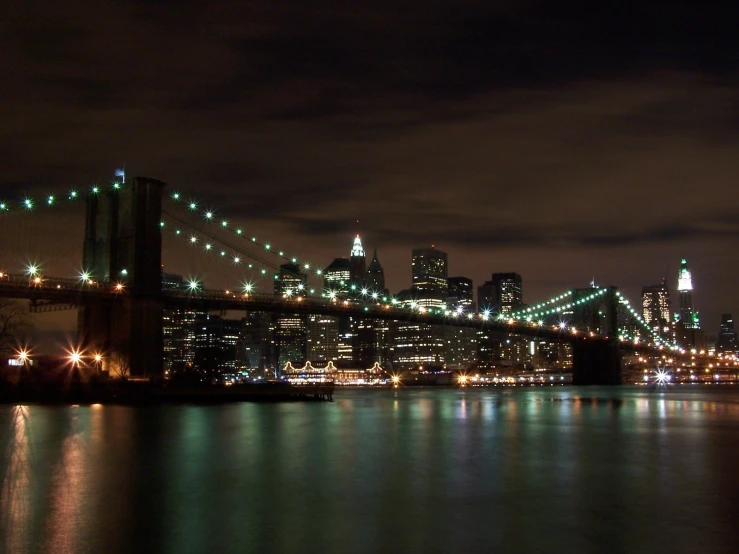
[1,387,738,554]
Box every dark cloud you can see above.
[1,0,738,344]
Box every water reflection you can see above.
[0,387,737,553]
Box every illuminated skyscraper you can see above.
[677,258,699,329]
[323,257,351,298]
[307,314,339,363]
[641,278,671,338]
[492,273,523,314]
[411,247,448,308]
[350,235,367,291]
[274,263,308,367]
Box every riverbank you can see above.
[0,379,334,404]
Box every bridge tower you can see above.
[571,286,622,385]
[78,177,166,378]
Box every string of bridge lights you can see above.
[167,190,327,281]
[508,290,574,319]
[0,185,108,213]
[0,181,700,354]
[507,288,608,322]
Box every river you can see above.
[1,386,737,553]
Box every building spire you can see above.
[351,235,365,257]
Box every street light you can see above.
[93,353,103,374]
[16,349,30,370]
[68,349,83,369]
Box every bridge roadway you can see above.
[0,271,625,347]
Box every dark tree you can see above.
[0,299,33,356]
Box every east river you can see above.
[1,386,737,554]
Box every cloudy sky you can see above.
[1,1,737,342]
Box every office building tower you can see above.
[716,314,738,354]
[447,277,474,312]
[275,262,307,297]
[411,247,448,308]
[274,263,308,368]
[477,280,496,313]
[366,249,387,295]
[307,314,340,363]
[161,272,205,374]
[445,327,477,369]
[323,257,351,298]
[350,235,367,291]
[492,273,523,315]
[240,311,275,372]
[677,258,699,329]
[642,278,671,338]
[192,313,242,374]
[391,321,446,369]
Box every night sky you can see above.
[1,1,738,344]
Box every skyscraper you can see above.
[447,277,474,312]
[274,263,308,367]
[350,235,367,291]
[411,247,448,308]
[677,257,699,329]
[492,273,523,314]
[366,249,386,295]
[716,314,738,354]
[477,280,496,313]
[323,257,351,298]
[642,278,671,338]
[307,314,339,363]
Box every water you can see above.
[1,386,737,554]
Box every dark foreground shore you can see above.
[0,379,334,404]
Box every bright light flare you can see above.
[187,279,200,292]
[654,369,672,384]
[68,349,83,367]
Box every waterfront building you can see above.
[161,272,205,374]
[445,326,477,369]
[192,313,242,374]
[274,263,308,367]
[240,310,275,372]
[307,314,339,363]
[391,321,446,370]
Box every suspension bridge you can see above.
[0,174,708,385]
